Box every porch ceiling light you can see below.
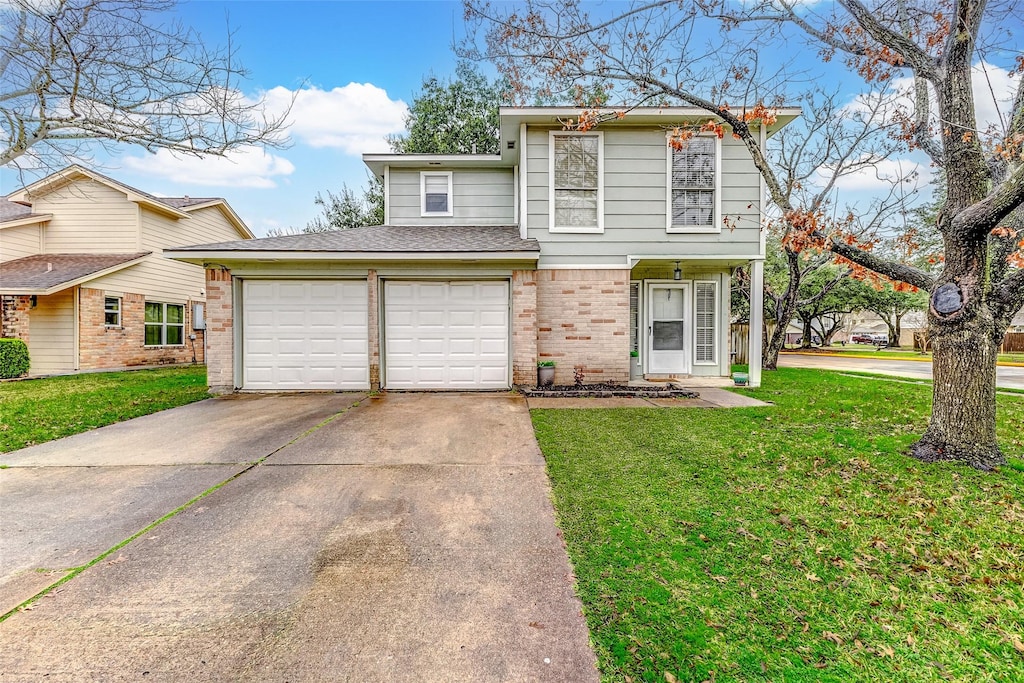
[673,261,682,280]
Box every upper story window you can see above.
[668,135,720,233]
[104,296,121,327]
[550,132,603,233]
[420,171,453,217]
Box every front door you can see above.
[647,284,690,374]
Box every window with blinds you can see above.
[694,281,716,363]
[670,137,716,229]
[551,133,601,230]
[421,172,453,216]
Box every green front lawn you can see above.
[532,368,1024,682]
[0,366,209,453]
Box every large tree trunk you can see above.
[800,316,814,348]
[892,312,904,348]
[762,251,802,370]
[910,236,1007,469]
[910,316,1004,469]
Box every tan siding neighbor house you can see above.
[1,165,253,375]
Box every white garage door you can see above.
[242,280,368,390]
[384,281,509,389]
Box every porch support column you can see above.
[748,259,764,388]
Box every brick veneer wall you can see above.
[78,287,204,370]
[1,295,32,343]
[511,270,538,385]
[536,269,630,385]
[205,267,234,392]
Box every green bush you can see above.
[0,338,30,378]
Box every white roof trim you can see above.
[0,213,52,229]
[164,250,540,264]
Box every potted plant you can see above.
[537,360,556,387]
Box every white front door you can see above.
[647,283,690,374]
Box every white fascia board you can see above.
[164,250,541,265]
[0,214,52,229]
[628,254,765,267]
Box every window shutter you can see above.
[695,282,716,363]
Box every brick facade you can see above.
[511,270,538,385]
[76,288,204,371]
[205,267,234,393]
[536,269,630,385]
[1,295,32,343]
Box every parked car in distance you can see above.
[851,333,890,345]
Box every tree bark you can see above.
[892,312,904,348]
[910,318,1004,469]
[910,236,1007,469]
[800,316,814,348]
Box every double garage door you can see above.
[242,280,509,390]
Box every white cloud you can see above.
[843,61,1019,138]
[121,146,295,189]
[262,83,408,154]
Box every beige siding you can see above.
[28,288,76,374]
[178,205,248,244]
[0,223,43,262]
[389,168,515,225]
[33,180,140,253]
[87,206,226,302]
[525,126,763,264]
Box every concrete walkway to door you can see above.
[0,393,598,682]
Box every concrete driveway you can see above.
[0,393,598,682]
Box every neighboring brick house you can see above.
[0,165,253,375]
[168,107,797,392]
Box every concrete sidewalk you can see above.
[0,393,598,682]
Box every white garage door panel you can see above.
[384,281,510,389]
[243,280,369,390]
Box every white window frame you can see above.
[666,133,722,234]
[104,296,121,327]
[420,171,453,217]
[693,280,718,365]
[144,301,185,347]
[549,131,604,233]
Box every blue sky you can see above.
[2,1,1020,237]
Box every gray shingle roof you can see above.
[0,253,150,291]
[170,225,540,253]
[1,197,47,223]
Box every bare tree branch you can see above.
[0,0,291,169]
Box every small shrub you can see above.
[0,338,30,378]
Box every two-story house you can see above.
[167,107,797,392]
[0,165,253,375]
